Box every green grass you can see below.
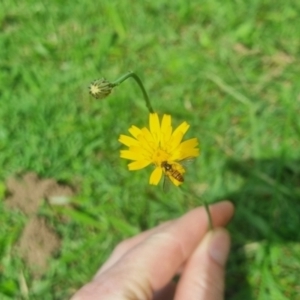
[1,0,300,299]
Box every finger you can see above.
[153,281,177,300]
[71,201,234,300]
[97,200,233,277]
[99,201,233,289]
[97,220,173,276]
[175,228,231,300]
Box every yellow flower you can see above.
[118,113,200,186]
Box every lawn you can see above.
[1,0,300,299]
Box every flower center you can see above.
[152,148,170,167]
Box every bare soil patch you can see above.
[5,172,74,276]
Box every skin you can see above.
[71,201,234,300]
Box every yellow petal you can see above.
[169,131,184,151]
[120,150,145,160]
[135,128,156,153]
[149,113,160,144]
[177,138,200,160]
[118,135,138,147]
[161,114,172,148]
[170,148,199,161]
[169,150,182,161]
[127,146,152,161]
[149,167,163,185]
[128,160,151,170]
[172,121,190,137]
[167,122,190,151]
[179,138,199,150]
[140,127,155,145]
[181,149,199,159]
[161,114,171,131]
[128,125,142,138]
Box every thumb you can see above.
[175,228,231,300]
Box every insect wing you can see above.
[179,157,195,168]
[162,173,172,193]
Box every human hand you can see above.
[71,201,234,300]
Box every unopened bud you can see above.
[89,78,113,99]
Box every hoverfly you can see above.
[161,158,194,192]
[161,161,184,183]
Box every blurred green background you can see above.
[1,0,300,299]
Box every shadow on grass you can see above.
[222,157,300,300]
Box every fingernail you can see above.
[207,229,230,267]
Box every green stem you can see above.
[112,71,154,113]
[204,201,213,230]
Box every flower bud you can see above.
[89,78,113,99]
